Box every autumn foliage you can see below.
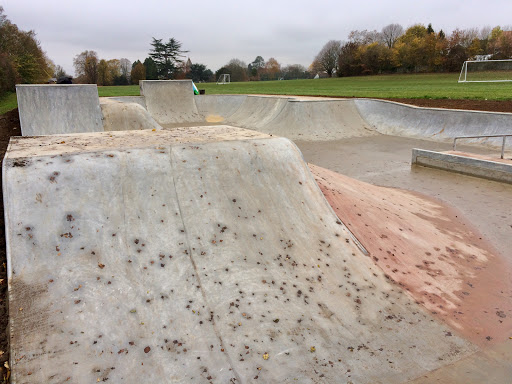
[0,7,53,94]
[313,23,512,77]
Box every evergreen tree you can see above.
[149,37,188,79]
[143,57,158,80]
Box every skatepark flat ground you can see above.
[296,135,512,259]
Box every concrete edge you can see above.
[355,97,512,116]
[411,148,512,184]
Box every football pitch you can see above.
[98,73,512,100]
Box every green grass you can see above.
[197,73,512,100]
[3,73,512,115]
[98,73,512,100]
[0,92,18,114]
[97,86,140,97]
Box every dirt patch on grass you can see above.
[386,98,512,113]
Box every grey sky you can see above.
[3,0,512,76]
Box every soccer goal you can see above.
[458,59,512,83]
[216,74,230,85]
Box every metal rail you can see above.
[453,134,512,159]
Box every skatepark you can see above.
[5,80,512,383]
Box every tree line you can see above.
[312,23,512,77]
[215,56,310,82]
[72,38,214,85]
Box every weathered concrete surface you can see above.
[194,94,246,123]
[16,84,103,136]
[225,96,291,131]
[140,80,201,125]
[4,127,474,383]
[262,100,376,141]
[410,341,512,384]
[311,164,512,346]
[355,99,512,149]
[191,94,512,146]
[412,148,512,184]
[100,98,162,132]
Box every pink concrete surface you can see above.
[310,164,512,346]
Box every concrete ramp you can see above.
[195,94,246,123]
[140,80,201,125]
[355,99,512,149]
[4,127,474,383]
[226,96,290,129]
[16,84,103,136]
[262,99,376,141]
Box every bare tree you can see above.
[349,30,381,45]
[120,58,131,79]
[314,40,342,77]
[73,50,98,83]
[478,26,492,40]
[380,24,404,48]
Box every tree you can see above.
[54,65,67,78]
[282,64,307,79]
[218,58,248,82]
[131,61,146,84]
[149,37,188,79]
[261,57,281,80]
[119,58,131,82]
[248,56,265,78]
[0,6,52,92]
[97,59,111,86]
[380,24,404,48]
[357,42,393,75]
[314,40,342,77]
[186,63,213,82]
[73,50,98,83]
[143,57,158,80]
[338,41,362,76]
[349,30,380,45]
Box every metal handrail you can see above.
[453,134,512,159]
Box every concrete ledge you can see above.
[412,148,512,184]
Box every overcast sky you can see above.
[3,0,512,76]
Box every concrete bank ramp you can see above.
[262,99,375,141]
[140,80,201,125]
[355,99,512,148]
[193,96,375,141]
[16,84,104,136]
[194,94,247,123]
[225,96,291,130]
[4,126,474,383]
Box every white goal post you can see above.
[458,59,512,83]
[216,74,230,84]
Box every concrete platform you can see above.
[412,148,512,184]
[140,80,202,125]
[16,84,104,136]
[4,127,474,383]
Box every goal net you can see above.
[216,74,230,84]
[458,59,512,83]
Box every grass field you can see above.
[0,93,18,115]
[3,73,512,114]
[99,73,512,100]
